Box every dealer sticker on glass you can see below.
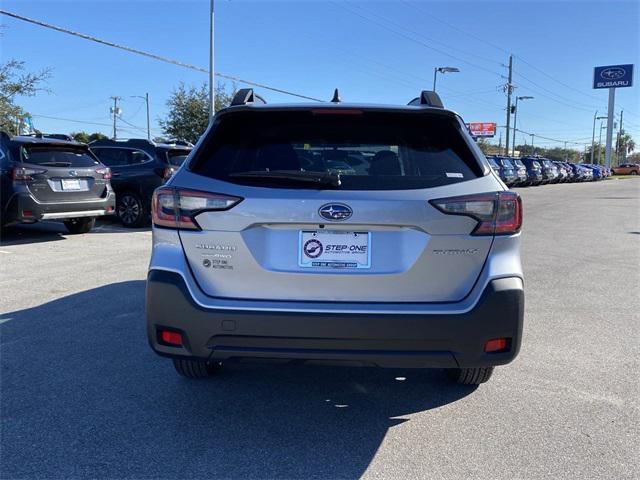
[299,230,371,269]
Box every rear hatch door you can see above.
[18,144,108,202]
[177,108,502,303]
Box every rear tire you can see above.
[117,192,148,228]
[64,217,95,234]
[172,358,219,379]
[447,367,494,385]
[632,171,638,175]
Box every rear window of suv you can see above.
[191,110,482,190]
[166,149,190,166]
[19,146,100,168]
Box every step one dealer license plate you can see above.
[299,230,371,269]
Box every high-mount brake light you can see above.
[96,167,112,180]
[11,166,47,182]
[152,187,242,230]
[311,109,363,115]
[430,191,522,236]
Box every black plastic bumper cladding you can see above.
[146,270,524,369]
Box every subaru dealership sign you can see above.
[593,64,634,89]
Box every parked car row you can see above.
[0,133,191,233]
[486,155,613,187]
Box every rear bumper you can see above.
[4,191,116,224]
[146,270,524,369]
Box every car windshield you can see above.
[191,110,481,190]
[166,149,190,166]
[500,159,514,168]
[20,146,100,167]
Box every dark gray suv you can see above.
[0,133,115,233]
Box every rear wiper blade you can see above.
[37,161,73,167]
[228,170,342,187]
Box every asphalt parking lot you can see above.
[1,178,639,479]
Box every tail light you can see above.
[96,167,112,180]
[430,191,522,236]
[162,167,175,180]
[12,166,47,182]
[152,187,242,230]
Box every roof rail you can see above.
[230,88,267,107]
[407,90,444,108]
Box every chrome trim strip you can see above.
[41,209,107,219]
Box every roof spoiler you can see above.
[230,88,267,106]
[407,90,444,108]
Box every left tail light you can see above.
[430,191,522,236]
[11,167,47,182]
[96,167,112,180]
[152,187,243,230]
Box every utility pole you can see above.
[209,0,215,122]
[530,134,535,155]
[564,141,568,161]
[110,96,122,140]
[504,55,514,157]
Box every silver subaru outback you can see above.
[146,89,524,385]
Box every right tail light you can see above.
[152,187,242,230]
[430,191,522,236]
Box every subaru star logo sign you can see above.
[593,64,634,89]
[68,170,78,177]
[319,203,352,221]
[601,67,625,80]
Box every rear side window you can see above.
[21,146,99,167]
[93,148,149,166]
[191,111,481,190]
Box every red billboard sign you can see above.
[467,122,497,138]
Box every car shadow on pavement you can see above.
[0,223,68,246]
[1,281,475,479]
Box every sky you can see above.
[1,0,639,150]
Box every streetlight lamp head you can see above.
[438,67,460,73]
[518,96,534,100]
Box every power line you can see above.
[0,9,323,102]
[330,1,505,79]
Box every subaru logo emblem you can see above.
[601,67,625,80]
[319,203,352,221]
[68,170,78,177]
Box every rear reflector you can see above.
[22,210,34,218]
[430,191,522,236]
[484,338,509,353]
[160,330,183,346]
[152,187,243,230]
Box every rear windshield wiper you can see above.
[228,170,342,188]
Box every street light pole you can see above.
[131,94,151,140]
[598,122,606,164]
[209,0,215,123]
[432,66,460,92]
